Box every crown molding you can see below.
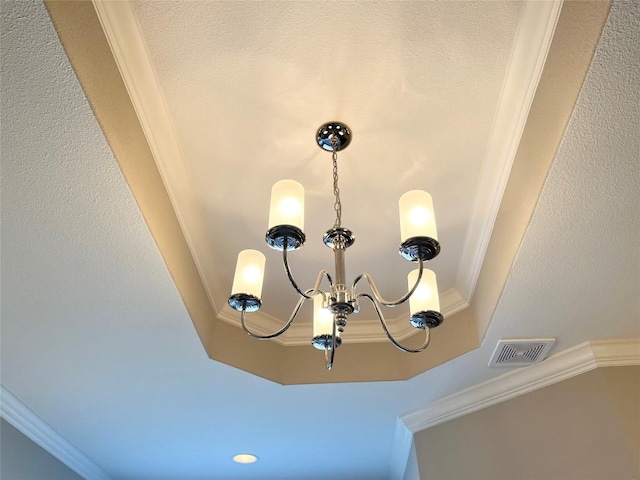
[4,338,634,480]
[0,385,113,480]
[591,338,640,366]
[389,338,640,479]
[400,338,640,434]
[91,0,221,317]
[454,0,563,303]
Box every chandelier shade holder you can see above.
[229,122,444,370]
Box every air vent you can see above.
[488,339,555,367]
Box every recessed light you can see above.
[233,453,258,464]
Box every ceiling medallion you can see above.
[228,122,443,369]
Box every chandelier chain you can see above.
[331,136,342,228]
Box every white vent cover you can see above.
[488,339,556,367]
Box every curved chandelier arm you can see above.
[239,290,313,340]
[358,293,431,353]
[282,239,333,299]
[323,312,338,370]
[352,258,424,307]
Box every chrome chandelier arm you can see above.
[282,238,333,299]
[358,293,431,353]
[323,311,338,370]
[240,289,314,340]
[352,258,424,307]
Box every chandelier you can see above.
[228,122,443,369]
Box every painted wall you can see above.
[1,419,84,480]
[413,366,640,479]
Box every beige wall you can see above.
[0,419,85,480]
[413,366,640,480]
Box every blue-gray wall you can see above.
[1,419,85,480]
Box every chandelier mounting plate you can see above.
[316,122,352,152]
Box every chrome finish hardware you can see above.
[229,122,443,370]
[228,293,261,312]
[399,236,440,262]
[316,122,352,152]
[312,334,343,350]
[265,225,306,251]
[323,227,355,249]
[410,311,444,329]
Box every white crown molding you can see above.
[591,338,640,367]
[91,0,221,316]
[455,0,563,303]
[219,287,469,346]
[389,338,640,479]
[0,385,113,480]
[400,338,640,433]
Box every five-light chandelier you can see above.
[228,122,443,369]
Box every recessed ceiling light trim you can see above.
[233,453,259,464]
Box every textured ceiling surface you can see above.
[486,0,640,347]
[129,0,525,329]
[1,1,639,480]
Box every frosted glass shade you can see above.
[231,249,266,299]
[407,269,440,316]
[399,190,437,242]
[268,180,305,231]
[313,294,339,339]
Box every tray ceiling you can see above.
[5,0,639,478]
[95,0,558,345]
